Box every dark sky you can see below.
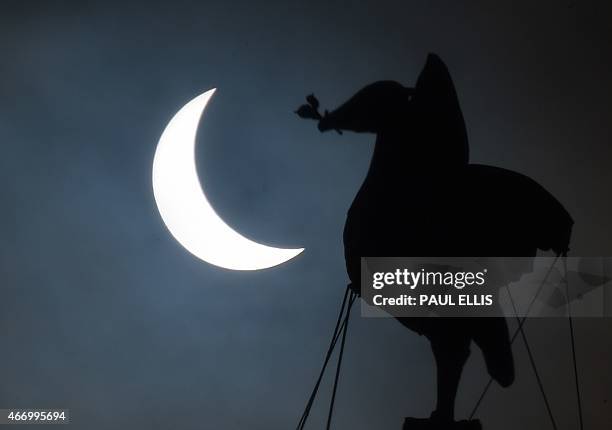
[1,1,611,428]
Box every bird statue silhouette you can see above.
[297,53,573,429]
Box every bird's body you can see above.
[343,163,573,294]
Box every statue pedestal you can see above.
[403,417,482,430]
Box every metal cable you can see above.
[563,256,584,430]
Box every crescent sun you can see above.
[152,89,304,270]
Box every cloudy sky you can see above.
[1,1,611,428]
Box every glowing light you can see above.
[152,89,304,270]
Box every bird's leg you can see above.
[430,337,471,423]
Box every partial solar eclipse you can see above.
[152,89,304,270]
